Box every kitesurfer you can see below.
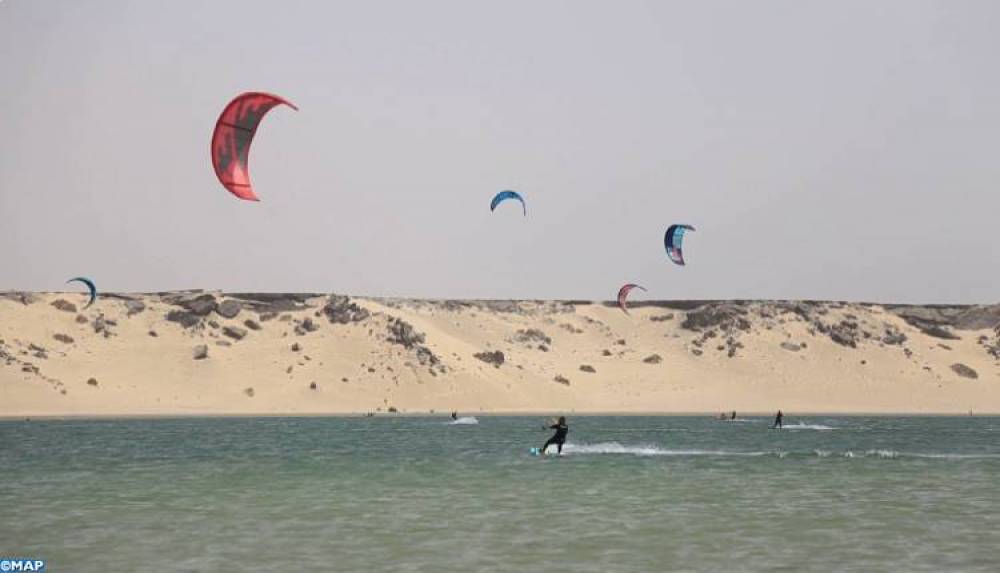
[451,411,458,421]
[541,416,569,455]
[772,410,783,429]
[731,411,736,420]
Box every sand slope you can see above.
[1,292,998,416]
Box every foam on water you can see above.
[448,417,479,425]
[780,423,836,430]
[562,442,764,457]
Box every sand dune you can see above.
[1,292,998,416]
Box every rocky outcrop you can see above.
[681,303,751,333]
[178,293,217,316]
[166,310,200,329]
[323,295,370,324]
[216,300,242,319]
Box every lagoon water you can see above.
[2,416,998,572]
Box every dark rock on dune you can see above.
[950,363,978,379]
[514,328,552,345]
[643,354,662,364]
[691,348,703,356]
[602,349,613,356]
[53,333,74,344]
[29,344,47,359]
[387,406,398,413]
[938,344,952,351]
[616,339,626,346]
[92,315,116,338]
[51,299,77,313]
[295,317,319,335]
[560,323,583,334]
[215,341,231,347]
[826,320,859,348]
[323,295,370,324]
[780,342,801,352]
[309,382,317,390]
[179,294,218,316]
[216,300,242,319]
[259,312,278,322]
[244,319,261,331]
[87,378,98,387]
[474,350,505,368]
[244,387,255,397]
[124,300,145,316]
[166,310,201,329]
[192,345,208,360]
[579,364,596,373]
[416,347,439,367]
[291,342,301,352]
[649,314,675,322]
[387,318,425,348]
[553,375,570,386]
[538,344,549,352]
[223,326,247,341]
[882,328,907,345]
[148,330,158,337]
[208,320,220,329]
[75,314,89,324]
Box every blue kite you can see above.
[490,190,526,216]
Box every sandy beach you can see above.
[2,291,997,417]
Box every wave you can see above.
[778,423,836,430]
[561,442,764,457]
[555,442,999,460]
[448,417,479,425]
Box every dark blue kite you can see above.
[67,277,97,308]
[490,190,526,216]
[664,224,695,266]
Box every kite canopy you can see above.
[664,224,696,266]
[67,277,97,308]
[617,283,646,314]
[490,190,526,216]
[211,92,298,201]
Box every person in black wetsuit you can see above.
[541,416,569,455]
[773,410,783,429]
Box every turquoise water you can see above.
[2,416,998,572]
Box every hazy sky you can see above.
[1,0,998,303]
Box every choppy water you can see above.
[1,416,998,572]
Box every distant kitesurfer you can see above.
[451,411,458,421]
[541,416,569,455]
[731,411,736,420]
[772,410,783,429]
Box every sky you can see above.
[1,0,998,303]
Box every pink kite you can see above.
[211,92,297,201]
[617,283,647,314]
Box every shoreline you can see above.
[3,410,998,422]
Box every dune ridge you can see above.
[2,292,998,417]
